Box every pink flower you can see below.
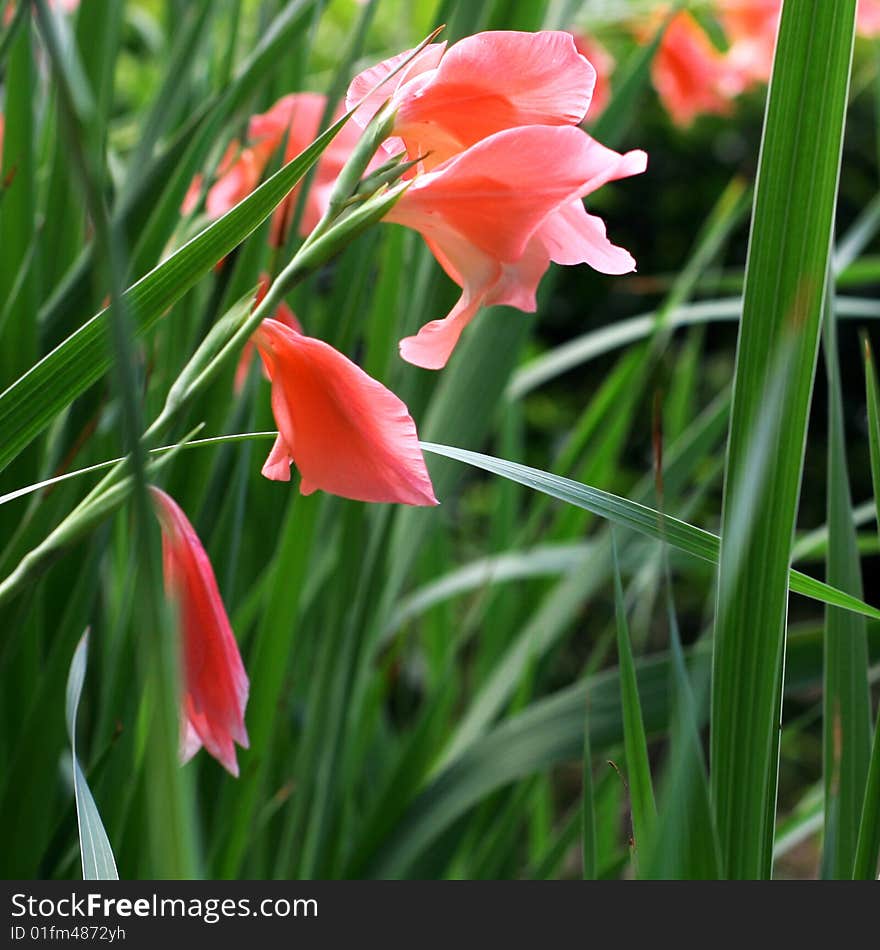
[247,93,364,244]
[180,173,204,217]
[572,34,615,120]
[254,318,438,505]
[651,11,739,126]
[234,273,302,393]
[3,0,79,24]
[385,125,646,369]
[205,140,274,220]
[347,31,595,169]
[199,94,363,241]
[718,0,780,89]
[151,488,249,777]
[858,0,880,36]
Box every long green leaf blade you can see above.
[710,0,856,879]
[419,442,880,622]
[853,337,880,878]
[820,293,871,878]
[611,535,657,864]
[65,632,118,881]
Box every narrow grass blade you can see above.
[419,443,880,622]
[610,534,656,867]
[507,296,880,399]
[853,336,880,879]
[643,544,720,879]
[215,492,320,877]
[820,294,871,878]
[581,699,597,880]
[360,625,835,878]
[710,0,856,879]
[65,632,118,880]
[361,650,698,878]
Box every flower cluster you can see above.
[347,30,647,368]
[161,29,644,775]
[650,1,880,126]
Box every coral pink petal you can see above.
[261,433,293,481]
[399,286,486,370]
[395,31,595,157]
[255,320,438,505]
[538,199,636,274]
[394,225,500,368]
[180,720,202,765]
[487,238,551,312]
[718,2,780,88]
[573,34,615,119]
[577,138,648,197]
[345,43,447,128]
[234,276,302,392]
[151,488,249,777]
[386,125,645,366]
[389,125,618,263]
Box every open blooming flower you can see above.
[347,30,595,169]
[385,125,646,369]
[651,11,740,126]
[234,273,302,393]
[151,488,249,777]
[254,318,438,505]
[572,34,615,119]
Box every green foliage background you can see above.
[1,0,879,880]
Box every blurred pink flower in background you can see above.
[651,10,739,126]
[246,93,364,244]
[572,33,615,119]
[205,139,274,220]
[195,93,363,241]
[386,125,646,369]
[2,0,79,24]
[151,488,249,778]
[347,31,596,169]
[254,318,438,505]
[180,173,204,217]
[858,0,880,36]
[234,273,302,394]
[719,0,780,89]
